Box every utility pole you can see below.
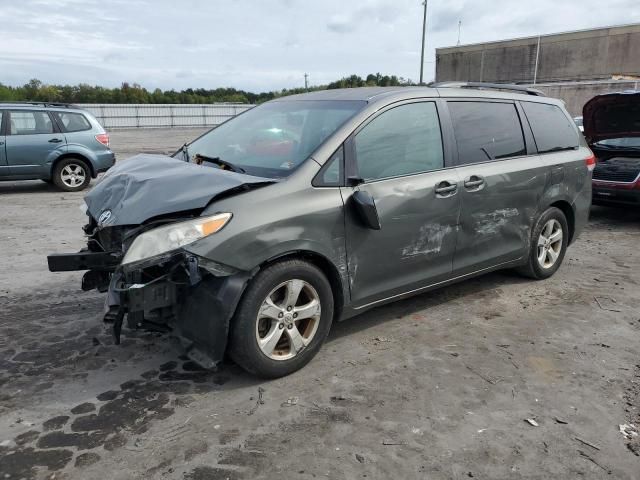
[457,20,462,46]
[304,73,309,90]
[419,0,428,84]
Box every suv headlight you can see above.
[122,213,232,265]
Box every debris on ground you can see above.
[594,296,622,312]
[619,423,638,439]
[281,397,299,407]
[355,453,365,463]
[247,387,265,416]
[525,418,539,427]
[554,417,569,424]
[574,436,600,451]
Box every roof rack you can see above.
[430,82,545,96]
[0,101,81,108]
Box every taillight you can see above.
[95,133,110,147]
[585,152,596,172]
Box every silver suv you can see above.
[0,102,115,191]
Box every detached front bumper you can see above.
[48,249,252,368]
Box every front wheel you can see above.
[517,207,569,280]
[228,259,334,378]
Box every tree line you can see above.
[0,74,413,105]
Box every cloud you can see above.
[0,0,637,91]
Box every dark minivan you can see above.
[49,84,592,378]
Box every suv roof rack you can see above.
[0,101,81,108]
[430,82,545,97]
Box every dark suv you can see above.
[49,83,592,377]
[0,103,115,191]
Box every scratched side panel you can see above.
[453,155,548,274]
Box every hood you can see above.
[583,90,640,143]
[85,154,274,226]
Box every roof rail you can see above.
[0,101,80,108]
[430,81,545,96]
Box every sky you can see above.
[0,0,638,92]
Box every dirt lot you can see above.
[1,128,639,479]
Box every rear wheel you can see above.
[228,259,334,378]
[53,158,91,192]
[518,207,568,279]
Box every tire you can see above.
[517,207,569,280]
[228,259,334,378]
[52,158,91,192]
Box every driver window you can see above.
[354,102,443,181]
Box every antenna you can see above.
[419,1,428,84]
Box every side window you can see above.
[448,102,526,165]
[9,111,54,135]
[313,146,344,187]
[354,102,444,181]
[55,112,92,133]
[521,102,578,153]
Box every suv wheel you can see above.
[228,259,334,378]
[518,207,569,280]
[53,158,91,192]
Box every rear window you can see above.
[448,101,526,165]
[522,102,578,153]
[54,112,92,132]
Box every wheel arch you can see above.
[256,250,346,322]
[52,153,96,178]
[548,200,575,244]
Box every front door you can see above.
[446,100,547,274]
[342,101,460,307]
[5,110,66,177]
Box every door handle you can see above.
[0,141,4,145]
[48,138,63,143]
[463,175,485,190]
[435,180,458,197]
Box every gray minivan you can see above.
[48,84,593,378]
[0,103,115,191]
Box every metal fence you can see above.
[78,103,254,129]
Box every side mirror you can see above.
[351,190,381,230]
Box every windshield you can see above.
[184,100,366,178]
[594,137,640,148]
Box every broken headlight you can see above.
[122,213,232,265]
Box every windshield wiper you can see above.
[193,154,246,174]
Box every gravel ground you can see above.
[0,128,639,479]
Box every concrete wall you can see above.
[436,24,640,84]
[529,80,639,117]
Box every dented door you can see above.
[452,156,546,274]
[341,101,460,308]
[446,100,546,274]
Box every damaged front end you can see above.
[47,154,275,367]
[49,215,252,368]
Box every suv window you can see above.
[449,101,526,164]
[54,112,91,132]
[354,102,443,181]
[522,102,578,153]
[9,110,54,135]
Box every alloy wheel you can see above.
[537,219,563,269]
[255,279,321,361]
[60,163,87,188]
